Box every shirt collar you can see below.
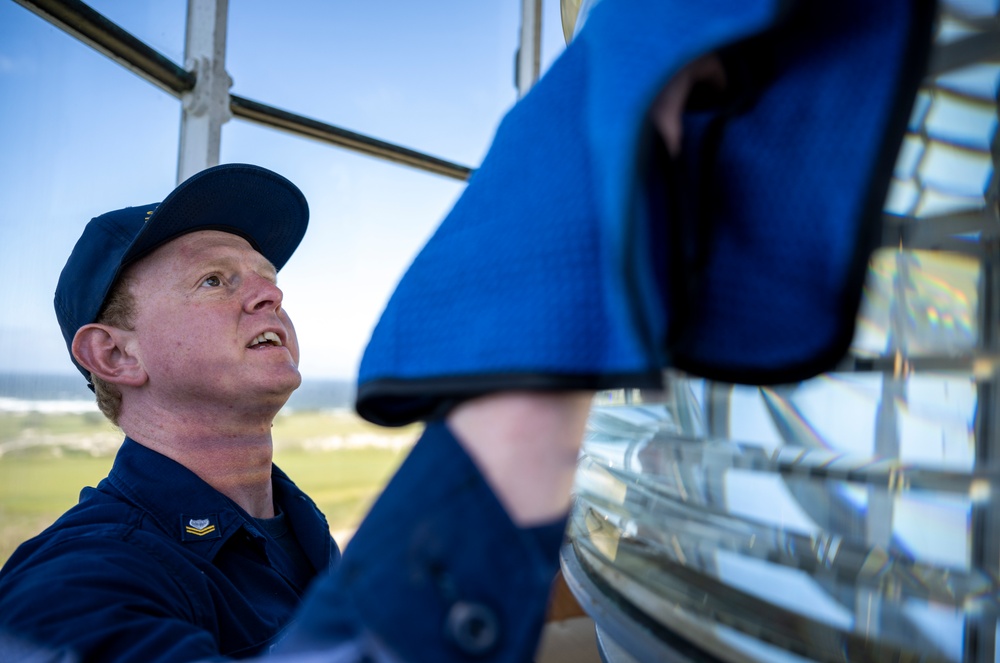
[103,438,335,567]
[105,437,266,561]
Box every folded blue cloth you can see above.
[357,0,936,426]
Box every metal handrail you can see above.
[229,96,473,180]
[13,0,194,96]
[12,0,473,181]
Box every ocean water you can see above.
[0,373,356,414]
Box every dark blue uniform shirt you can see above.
[0,438,339,661]
[0,425,566,663]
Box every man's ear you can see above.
[72,324,147,387]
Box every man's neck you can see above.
[119,404,279,518]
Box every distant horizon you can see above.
[0,371,356,412]
[0,368,356,381]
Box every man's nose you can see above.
[245,274,284,313]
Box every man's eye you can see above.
[201,275,223,287]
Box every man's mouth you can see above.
[248,331,282,348]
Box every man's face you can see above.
[125,230,302,412]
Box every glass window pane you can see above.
[86,0,186,64]
[227,0,566,166]
[1,2,566,568]
[0,2,179,378]
[0,3,181,565]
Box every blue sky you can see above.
[0,0,566,379]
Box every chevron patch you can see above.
[180,514,221,542]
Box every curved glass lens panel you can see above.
[572,372,992,661]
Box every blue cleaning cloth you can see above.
[356,0,936,426]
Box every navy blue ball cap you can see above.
[54,162,309,383]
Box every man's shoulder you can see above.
[0,476,196,585]
[0,487,208,631]
[0,493,218,663]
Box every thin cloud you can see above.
[0,54,33,75]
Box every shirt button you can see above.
[444,601,500,656]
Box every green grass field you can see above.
[0,410,419,564]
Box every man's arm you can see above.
[275,413,575,663]
[446,391,593,527]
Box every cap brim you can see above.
[123,163,309,271]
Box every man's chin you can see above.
[245,369,303,410]
[271,370,303,401]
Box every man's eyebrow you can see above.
[197,254,278,281]
[259,258,278,281]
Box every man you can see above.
[0,163,582,663]
[0,164,340,660]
